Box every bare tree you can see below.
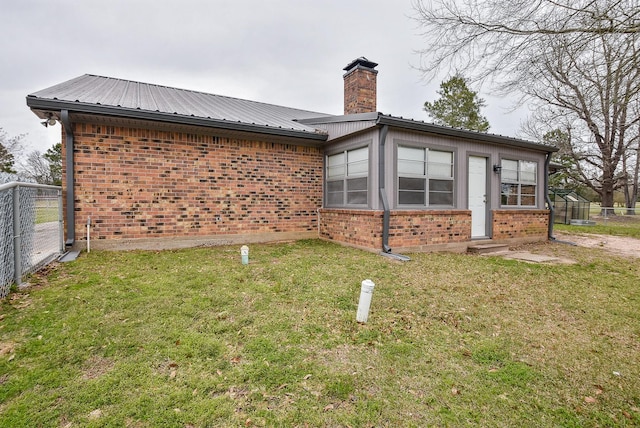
[621,126,640,214]
[0,128,25,173]
[19,143,62,186]
[413,0,640,211]
[20,150,53,184]
[413,0,640,80]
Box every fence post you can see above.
[12,185,22,286]
[58,189,64,253]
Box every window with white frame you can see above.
[326,146,368,206]
[500,159,537,206]
[397,145,454,206]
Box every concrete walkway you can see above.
[499,251,576,264]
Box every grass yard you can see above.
[34,199,60,225]
[556,213,640,239]
[1,239,639,427]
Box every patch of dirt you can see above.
[81,355,115,380]
[555,232,640,258]
[0,341,16,356]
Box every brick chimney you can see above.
[343,57,378,115]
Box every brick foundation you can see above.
[492,209,549,240]
[319,209,472,251]
[65,122,323,244]
[389,210,472,248]
[318,209,383,250]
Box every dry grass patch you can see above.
[80,355,115,380]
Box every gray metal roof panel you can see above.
[376,114,558,152]
[301,112,557,152]
[28,74,331,135]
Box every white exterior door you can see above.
[468,156,488,238]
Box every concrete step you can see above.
[467,243,509,254]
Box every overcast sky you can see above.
[1,0,530,156]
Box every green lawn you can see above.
[556,213,640,239]
[35,201,59,225]
[1,238,639,427]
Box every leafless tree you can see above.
[413,0,640,211]
[0,128,25,173]
[621,123,640,214]
[20,150,54,185]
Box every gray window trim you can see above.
[499,158,539,208]
[325,144,371,208]
[394,140,457,209]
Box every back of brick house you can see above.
[27,57,557,252]
[69,125,322,246]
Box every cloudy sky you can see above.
[1,0,529,156]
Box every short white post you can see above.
[86,216,91,253]
[356,279,375,323]
[240,245,249,265]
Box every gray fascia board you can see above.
[26,97,329,142]
[376,115,558,153]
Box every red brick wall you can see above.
[66,122,322,242]
[492,209,549,239]
[319,209,472,251]
[320,208,550,251]
[389,210,472,248]
[318,209,383,249]
[61,121,550,249]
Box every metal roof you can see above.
[376,114,558,153]
[27,74,331,141]
[300,113,558,153]
[27,74,557,153]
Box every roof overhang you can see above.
[27,96,329,145]
[376,115,558,153]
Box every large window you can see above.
[397,146,454,207]
[500,159,537,206]
[326,146,368,206]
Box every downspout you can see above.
[379,125,391,253]
[377,124,410,261]
[544,152,555,240]
[60,109,75,246]
[545,152,577,246]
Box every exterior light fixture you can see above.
[41,113,57,127]
[493,164,502,173]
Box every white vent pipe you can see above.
[356,279,375,323]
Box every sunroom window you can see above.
[500,159,537,206]
[397,146,454,207]
[326,146,368,207]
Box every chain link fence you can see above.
[0,181,64,298]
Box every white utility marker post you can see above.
[356,279,375,323]
[240,245,249,265]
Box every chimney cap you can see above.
[343,57,378,73]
